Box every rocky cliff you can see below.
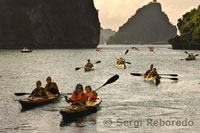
[0,0,100,49]
[108,2,177,44]
[169,5,200,50]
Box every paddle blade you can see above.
[75,67,81,71]
[185,51,189,54]
[103,74,119,86]
[195,54,199,56]
[170,78,178,80]
[130,73,143,76]
[160,74,178,77]
[95,61,101,64]
[15,93,30,96]
[124,49,129,55]
[126,62,131,64]
[124,64,126,69]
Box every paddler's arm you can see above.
[53,83,60,94]
[42,88,49,99]
[65,96,72,103]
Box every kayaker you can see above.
[65,84,86,105]
[187,53,195,60]
[84,85,98,102]
[147,68,161,79]
[85,59,94,69]
[144,64,154,78]
[117,57,125,65]
[29,81,48,98]
[45,77,60,95]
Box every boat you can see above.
[83,67,94,72]
[144,76,160,86]
[96,48,101,52]
[185,57,196,61]
[60,96,102,122]
[116,63,125,69]
[19,93,60,110]
[21,47,32,53]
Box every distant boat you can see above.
[21,47,32,53]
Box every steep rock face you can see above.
[0,0,100,49]
[99,29,116,44]
[108,2,177,44]
[169,5,200,50]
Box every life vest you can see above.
[32,87,44,96]
[71,91,86,105]
[85,91,97,101]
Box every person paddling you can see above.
[117,57,125,65]
[144,64,154,78]
[84,85,98,102]
[45,77,60,95]
[65,84,86,105]
[84,59,94,70]
[147,68,161,79]
[187,53,196,60]
[29,81,48,98]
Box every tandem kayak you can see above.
[83,67,94,72]
[60,96,102,122]
[185,57,196,61]
[116,64,125,69]
[144,77,160,86]
[19,93,60,110]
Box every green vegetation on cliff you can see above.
[169,5,200,49]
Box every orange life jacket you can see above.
[71,91,86,105]
[85,91,97,100]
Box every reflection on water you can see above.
[0,45,200,132]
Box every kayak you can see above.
[144,77,160,86]
[116,63,125,69]
[60,96,102,122]
[185,57,196,61]
[19,93,60,110]
[83,67,94,72]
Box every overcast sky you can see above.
[94,0,200,31]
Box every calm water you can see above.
[0,45,200,133]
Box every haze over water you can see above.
[0,45,200,132]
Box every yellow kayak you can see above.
[144,76,160,86]
[83,67,94,72]
[116,63,125,69]
[60,96,102,122]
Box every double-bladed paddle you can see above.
[130,73,178,80]
[15,92,72,96]
[130,73,178,77]
[75,61,101,71]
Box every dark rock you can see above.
[169,5,200,50]
[108,2,177,44]
[0,0,100,49]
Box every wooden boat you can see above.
[116,63,125,69]
[21,48,32,53]
[60,96,102,122]
[144,76,160,86]
[83,67,94,72]
[19,93,60,110]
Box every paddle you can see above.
[93,74,119,92]
[130,73,178,77]
[124,49,129,56]
[185,51,189,54]
[75,61,101,71]
[62,94,97,113]
[195,54,199,56]
[15,92,72,96]
[160,77,178,80]
[125,62,131,64]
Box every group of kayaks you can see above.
[17,74,119,123]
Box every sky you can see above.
[94,0,200,31]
